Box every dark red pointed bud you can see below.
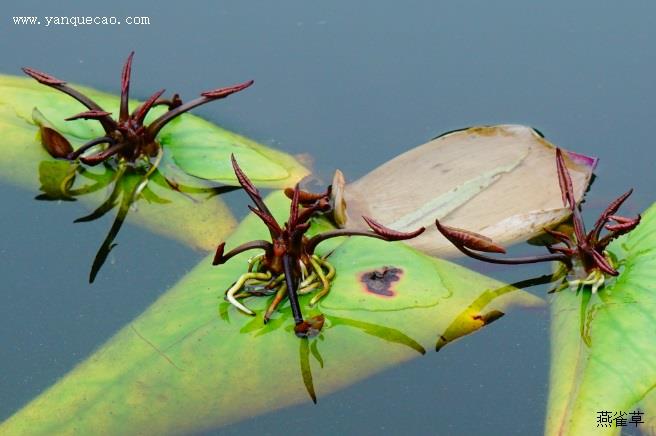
[435,220,506,253]
[40,127,74,159]
[213,242,226,265]
[134,89,165,123]
[201,80,254,99]
[608,215,637,224]
[555,148,576,210]
[230,154,258,197]
[229,154,277,226]
[22,67,66,85]
[284,187,327,204]
[288,184,301,227]
[589,190,635,243]
[600,190,634,220]
[121,51,135,97]
[248,205,283,236]
[119,51,135,122]
[543,227,574,247]
[590,249,619,276]
[605,216,640,232]
[65,110,112,121]
[363,216,425,240]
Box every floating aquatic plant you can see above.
[213,155,425,337]
[545,201,656,435]
[18,52,256,281]
[36,158,238,282]
[23,51,253,167]
[0,189,546,435]
[436,148,639,293]
[0,71,308,259]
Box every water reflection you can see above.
[36,159,238,281]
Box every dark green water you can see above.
[1,1,654,434]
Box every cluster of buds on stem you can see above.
[436,148,640,293]
[213,155,425,337]
[23,52,252,168]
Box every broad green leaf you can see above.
[640,391,656,435]
[0,192,543,435]
[545,202,656,436]
[344,125,597,255]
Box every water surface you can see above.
[1,1,654,434]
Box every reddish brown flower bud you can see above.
[21,67,66,85]
[40,127,74,159]
[363,216,425,240]
[435,220,506,253]
[213,242,226,266]
[65,110,112,121]
[201,80,254,99]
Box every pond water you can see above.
[1,1,654,435]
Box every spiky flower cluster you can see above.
[436,148,640,293]
[213,155,425,336]
[23,52,252,166]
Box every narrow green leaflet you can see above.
[0,74,308,249]
[0,192,543,435]
[545,202,656,436]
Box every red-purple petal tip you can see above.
[134,88,166,123]
[604,215,641,232]
[22,67,66,85]
[590,249,619,276]
[65,110,112,121]
[435,220,506,254]
[555,148,576,210]
[40,127,74,159]
[121,51,135,94]
[230,154,257,193]
[248,205,282,236]
[363,216,425,240]
[213,242,226,265]
[201,80,254,99]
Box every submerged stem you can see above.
[67,136,116,160]
[452,243,571,267]
[283,254,304,326]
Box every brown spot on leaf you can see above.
[360,267,403,297]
